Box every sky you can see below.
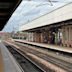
[2,0,72,32]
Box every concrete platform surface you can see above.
[14,39,72,53]
[0,41,24,72]
[0,47,3,72]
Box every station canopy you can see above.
[0,0,22,31]
[2,0,72,32]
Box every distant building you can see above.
[0,32,11,40]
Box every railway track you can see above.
[4,42,72,72]
[14,42,72,72]
[15,42,72,62]
[16,41,72,56]
[6,45,46,72]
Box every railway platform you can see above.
[14,39,72,53]
[0,40,24,72]
[4,39,72,72]
[0,45,3,72]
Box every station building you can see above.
[19,3,72,47]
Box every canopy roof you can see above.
[0,0,22,30]
[2,0,72,32]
